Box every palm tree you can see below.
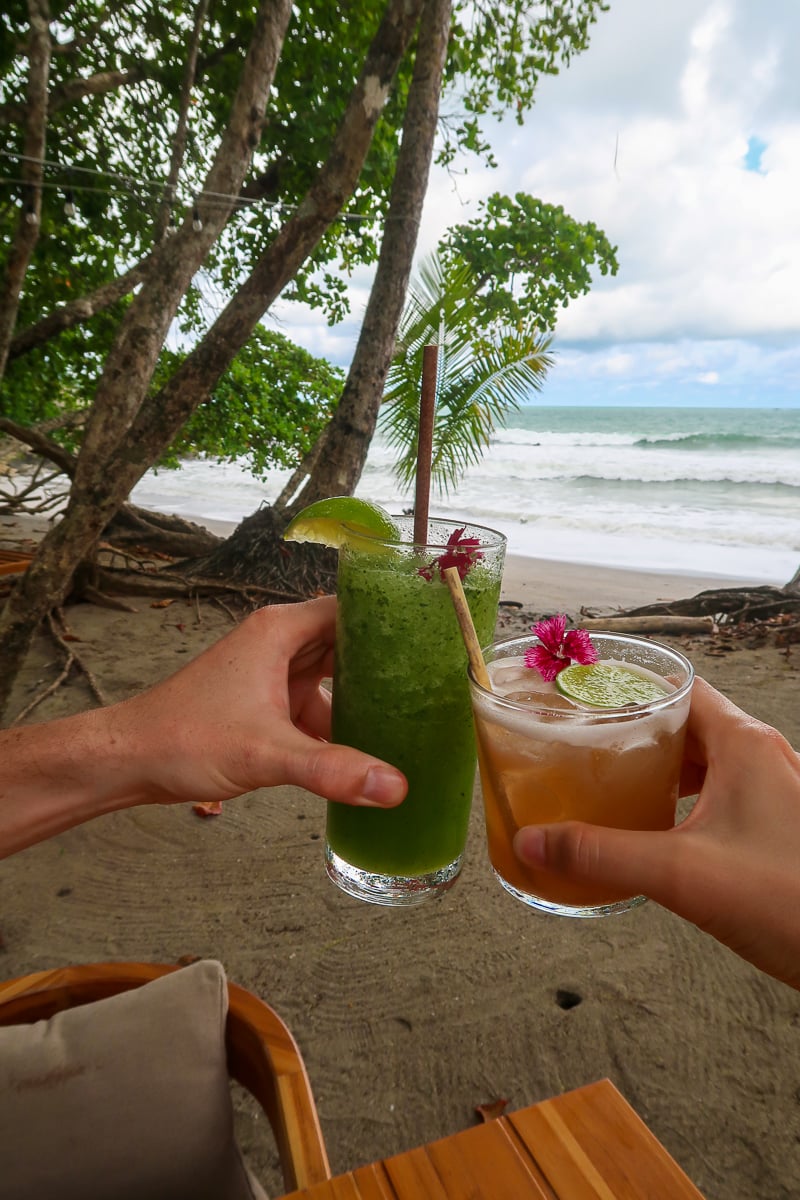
[381,252,554,493]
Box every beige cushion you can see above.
[0,959,266,1200]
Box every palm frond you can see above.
[381,249,555,494]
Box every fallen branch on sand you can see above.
[582,615,716,635]
[621,583,799,624]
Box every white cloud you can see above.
[279,1,800,403]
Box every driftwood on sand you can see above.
[581,615,716,635]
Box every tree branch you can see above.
[290,0,452,511]
[8,257,153,359]
[0,417,76,476]
[153,0,211,242]
[73,0,294,482]
[50,67,148,107]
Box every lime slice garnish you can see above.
[283,496,400,549]
[555,662,669,708]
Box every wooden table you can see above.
[283,1078,706,1199]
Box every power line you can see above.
[0,150,384,224]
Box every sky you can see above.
[268,0,800,409]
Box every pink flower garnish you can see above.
[418,526,483,582]
[524,613,598,682]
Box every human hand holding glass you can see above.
[0,596,408,858]
[514,678,800,990]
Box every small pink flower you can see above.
[524,613,598,681]
[418,526,483,582]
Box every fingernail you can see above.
[513,827,546,865]
[358,766,406,807]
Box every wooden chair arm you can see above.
[0,962,331,1193]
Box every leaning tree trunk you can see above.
[0,0,422,719]
[191,0,454,590]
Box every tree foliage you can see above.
[158,328,343,475]
[0,0,615,717]
[440,192,618,332]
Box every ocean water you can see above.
[131,405,800,584]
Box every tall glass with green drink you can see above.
[327,515,506,905]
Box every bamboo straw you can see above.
[443,566,493,691]
[413,343,438,545]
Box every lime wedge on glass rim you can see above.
[555,662,669,708]
[283,496,400,549]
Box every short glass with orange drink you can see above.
[468,625,694,917]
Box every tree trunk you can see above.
[152,0,210,243]
[0,0,293,719]
[75,0,292,482]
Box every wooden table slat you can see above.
[292,1174,362,1200]
[382,1145,451,1198]
[348,1161,398,1200]
[328,1176,364,1200]
[424,1118,553,1199]
[510,1080,705,1200]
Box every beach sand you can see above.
[1,516,799,1199]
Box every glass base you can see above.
[325,845,463,906]
[494,870,647,918]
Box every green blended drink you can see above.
[326,517,506,905]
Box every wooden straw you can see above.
[413,343,438,545]
[443,566,493,691]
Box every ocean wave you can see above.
[492,428,637,448]
[446,452,800,487]
[564,475,800,494]
[634,431,800,451]
[126,450,799,583]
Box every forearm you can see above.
[0,705,151,858]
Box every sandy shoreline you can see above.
[2,511,764,616]
[499,553,762,614]
[1,512,799,1199]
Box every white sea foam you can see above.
[129,405,800,584]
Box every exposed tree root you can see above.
[103,502,222,558]
[619,583,800,625]
[80,584,139,612]
[582,615,716,635]
[172,503,337,597]
[10,609,110,725]
[90,564,302,605]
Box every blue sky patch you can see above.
[743,135,768,174]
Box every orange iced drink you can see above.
[469,631,694,917]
